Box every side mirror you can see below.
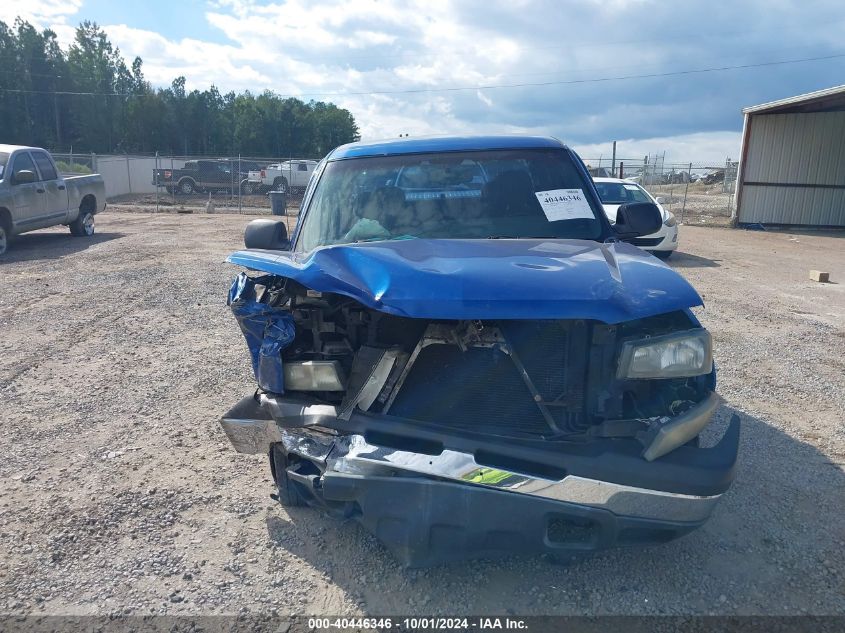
[14,169,36,184]
[654,196,665,204]
[244,219,289,250]
[613,202,662,239]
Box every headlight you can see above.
[663,212,677,227]
[617,330,712,379]
[284,360,346,391]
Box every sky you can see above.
[3,0,845,163]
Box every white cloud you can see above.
[4,0,842,159]
[0,0,81,43]
[0,0,81,26]
[572,131,743,166]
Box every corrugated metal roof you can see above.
[743,84,845,114]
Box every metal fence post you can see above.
[126,153,132,194]
[681,162,692,223]
[155,151,159,213]
[668,171,674,212]
[238,154,242,215]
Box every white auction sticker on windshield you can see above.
[623,184,639,191]
[535,189,593,222]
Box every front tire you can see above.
[0,224,9,255]
[70,210,95,237]
[269,445,307,507]
[241,180,255,195]
[272,176,288,191]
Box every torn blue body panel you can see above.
[226,238,702,324]
[228,273,295,393]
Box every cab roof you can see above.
[328,135,567,160]
[0,144,39,154]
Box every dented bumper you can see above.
[220,394,739,565]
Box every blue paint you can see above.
[227,238,702,324]
[228,273,296,392]
[328,135,566,160]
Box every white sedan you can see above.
[593,177,678,259]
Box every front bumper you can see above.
[220,394,739,566]
[632,223,679,252]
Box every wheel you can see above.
[269,444,307,507]
[69,210,95,237]
[178,179,195,195]
[272,176,288,191]
[0,224,8,255]
[241,180,255,195]
[653,250,673,260]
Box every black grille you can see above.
[631,237,662,247]
[388,321,589,438]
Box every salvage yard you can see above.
[1,211,843,616]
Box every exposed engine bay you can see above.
[231,272,715,446]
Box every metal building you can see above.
[734,85,845,227]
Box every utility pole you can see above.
[611,141,617,174]
[54,93,62,147]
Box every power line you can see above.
[0,51,842,99]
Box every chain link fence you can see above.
[584,155,739,223]
[50,152,323,216]
[51,150,738,224]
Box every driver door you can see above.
[9,151,44,231]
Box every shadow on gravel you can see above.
[264,403,845,615]
[668,251,721,268]
[0,232,124,264]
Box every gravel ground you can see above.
[0,211,843,616]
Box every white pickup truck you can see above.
[0,145,106,255]
[247,159,318,193]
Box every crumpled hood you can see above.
[227,238,702,323]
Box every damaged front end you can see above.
[221,270,739,567]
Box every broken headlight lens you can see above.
[617,329,712,379]
[284,360,346,391]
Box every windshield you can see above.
[296,149,603,251]
[594,181,652,205]
[0,152,9,180]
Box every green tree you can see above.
[0,17,361,157]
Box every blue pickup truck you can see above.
[220,136,739,567]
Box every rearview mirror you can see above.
[613,202,662,239]
[244,219,289,250]
[14,169,36,184]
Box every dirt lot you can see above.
[1,211,843,616]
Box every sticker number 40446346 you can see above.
[534,188,594,222]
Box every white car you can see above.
[592,177,678,259]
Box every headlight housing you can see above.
[284,360,346,391]
[617,329,712,379]
[663,212,677,227]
